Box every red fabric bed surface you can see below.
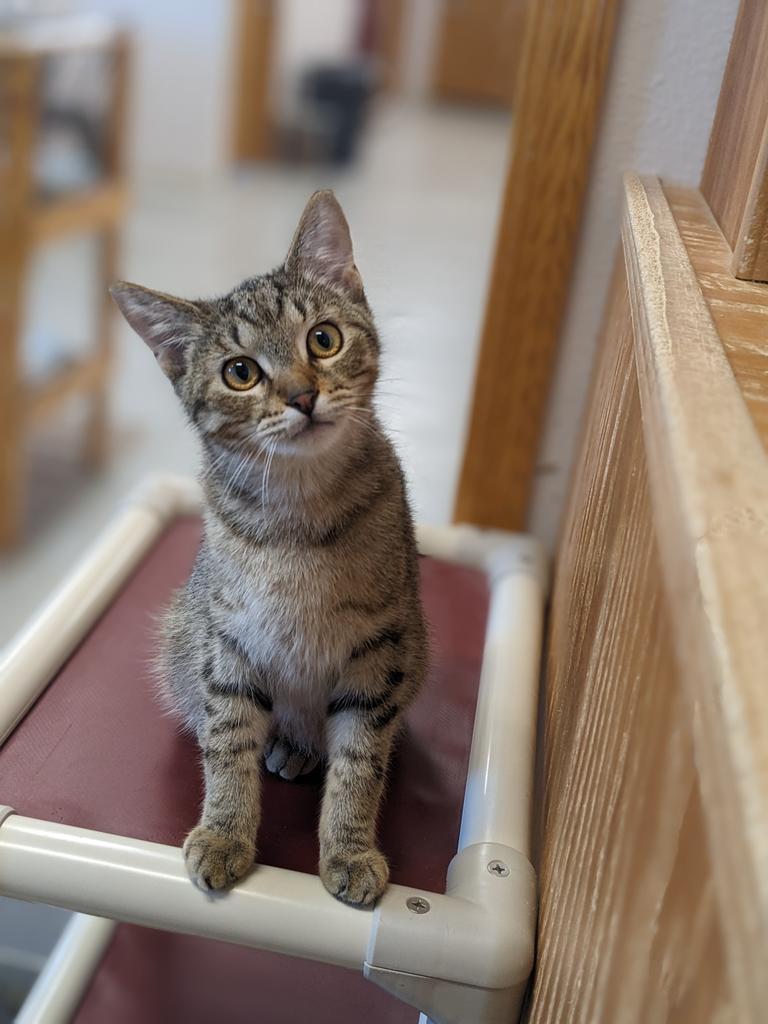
[0,517,489,892]
[74,924,419,1024]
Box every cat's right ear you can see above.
[110,281,205,378]
[285,190,363,297]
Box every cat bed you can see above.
[0,477,545,1024]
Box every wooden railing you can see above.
[526,1,768,1012]
[528,174,768,1021]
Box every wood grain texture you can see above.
[0,54,37,546]
[665,184,768,450]
[622,175,768,1017]
[84,34,128,468]
[530,273,734,1023]
[30,182,126,244]
[700,0,768,281]
[431,0,526,107]
[453,0,621,530]
[530,174,768,1021]
[231,0,275,163]
[373,0,406,94]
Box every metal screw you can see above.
[406,896,431,914]
[487,860,510,878]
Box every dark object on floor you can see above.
[278,60,376,166]
[302,61,376,164]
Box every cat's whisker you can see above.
[340,411,388,438]
[341,410,405,439]
[335,403,383,420]
[221,458,246,503]
[259,438,277,510]
[202,443,233,476]
[257,436,274,503]
[206,436,251,472]
[203,438,253,487]
[221,443,259,504]
[331,402,373,417]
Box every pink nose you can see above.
[288,389,317,416]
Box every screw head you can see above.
[406,896,431,914]
[487,860,510,878]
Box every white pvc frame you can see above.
[1,476,546,1024]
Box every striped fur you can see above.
[112,192,427,905]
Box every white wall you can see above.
[528,0,740,550]
[80,0,234,177]
[400,0,441,100]
[274,0,359,118]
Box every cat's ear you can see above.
[285,190,363,297]
[110,282,205,377]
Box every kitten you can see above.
[111,191,428,907]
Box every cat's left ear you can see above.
[110,281,206,378]
[285,190,363,298]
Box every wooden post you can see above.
[431,0,527,106]
[0,54,38,546]
[453,0,622,531]
[84,33,129,467]
[374,0,406,95]
[231,0,275,164]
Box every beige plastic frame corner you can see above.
[0,475,546,1024]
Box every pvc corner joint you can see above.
[365,842,536,1024]
[123,473,202,521]
[417,523,549,593]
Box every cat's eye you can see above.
[222,357,261,391]
[307,322,343,359]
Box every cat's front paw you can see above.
[320,848,389,907]
[183,826,254,891]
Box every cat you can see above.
[111,191,428,907]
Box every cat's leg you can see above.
[183,633,272,891]
[319,632,420,906]
[319,713,395,905]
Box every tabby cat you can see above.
[111,191,427,907]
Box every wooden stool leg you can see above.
[83,226,118,468]
[0,54,38,547]
[0,249,26,547]
[84,35,127,469]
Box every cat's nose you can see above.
[287,389,317,417]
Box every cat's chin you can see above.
[273,418,340,456]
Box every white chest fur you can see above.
[216,546,353,688]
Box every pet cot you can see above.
[0,475,546,1024]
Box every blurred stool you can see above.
[0,14,129,548]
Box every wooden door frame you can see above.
[453,0,622,531]
[230,0,276,163]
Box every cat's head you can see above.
[111,191,378,459]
